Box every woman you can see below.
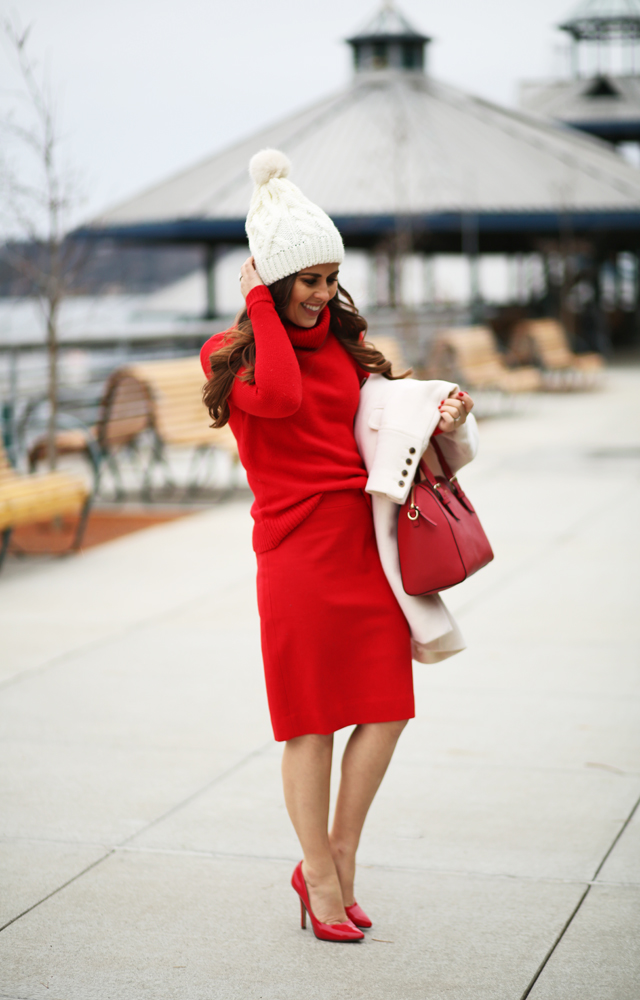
[201,149,473,942]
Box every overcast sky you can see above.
[1,0,577,225]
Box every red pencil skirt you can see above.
[256,489,414,741]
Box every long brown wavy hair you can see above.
[203,274,410,427]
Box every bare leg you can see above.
[329,720,408,906]
[281,733,348,925]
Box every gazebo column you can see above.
[369,246,402,308]
[422,254,435,305]
[635,251,640,343]
[367,250,379,308]
[369,249,388,307]
[571,37,579,77]
[388,251,400,308]
[542,253,553,312]
[594,251,612,354]
[204,244,218,319]
[462,211,482,320]
[469,255,481,306]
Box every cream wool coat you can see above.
[354,374,479,664]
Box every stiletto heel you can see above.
[291,862,364,942]
[345,902,372,929]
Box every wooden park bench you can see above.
[28,356,239,499]
[28,370,154,492]
[508,319,605,389]
[427,327,543,393]
[0,439,91,571]
[124,356,239,495]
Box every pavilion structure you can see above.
[79,2,640,347]
[521,0,640,146]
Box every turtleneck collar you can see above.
[283,305,331,350]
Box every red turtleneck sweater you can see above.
[200,285,368,552]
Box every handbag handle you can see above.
[413,455,460,521]
[411,438,454,489]
[428,435,476,514]
[410,433,474,518]
[430,436,455,482]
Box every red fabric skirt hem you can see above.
[271,698,415,742]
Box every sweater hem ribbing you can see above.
[252,493,324,553]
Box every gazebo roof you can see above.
[520,72,640,137]
[81,2,640,253]
[85,71,640,245]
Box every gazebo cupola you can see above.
[518,0,640,145]
[346,2,431,73]
[559,0,640,76]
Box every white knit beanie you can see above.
[245,149,344,286]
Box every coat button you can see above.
[406,458,412,465]
[402,470,408,477]
[409,447,416,454]
[399,480,405,487]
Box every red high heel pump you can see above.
[291,862,364,942]
[345,902,372,929]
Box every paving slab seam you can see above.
[0,739,272,937]
[519,788,640,1000]
[0,566,257,694]
[112,844,620,887]
[454,479,640,620]
[117,739,274,848]
[0,848,115,934]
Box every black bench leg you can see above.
[71,497,92,552]
[0,528,13,571]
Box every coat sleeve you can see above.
[200,286,302,419]
[364,378,458,503]
[435,413,479,475]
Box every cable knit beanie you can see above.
[245,149,344,286]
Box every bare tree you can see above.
[1,13,85,469]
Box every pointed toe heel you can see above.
[345,901,372,929]
[291,862,364,942]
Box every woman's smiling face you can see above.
[283,263,340,327]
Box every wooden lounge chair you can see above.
[0,440,91,571]
[367,336,411,377]
[428,327,543,393]
[508,319,604,389]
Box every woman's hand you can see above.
[239,256,264,300]
[437,391,474,433]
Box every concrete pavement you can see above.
[0,366,639,999]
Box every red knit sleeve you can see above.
[200,286,302,418]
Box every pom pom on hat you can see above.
[245,149,344,286]
[249,148,291,187]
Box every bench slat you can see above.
[0,440,89,532]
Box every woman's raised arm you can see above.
[201,257,303,419]
[235,285,302,417]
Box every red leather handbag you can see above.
[397,438,494,596]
